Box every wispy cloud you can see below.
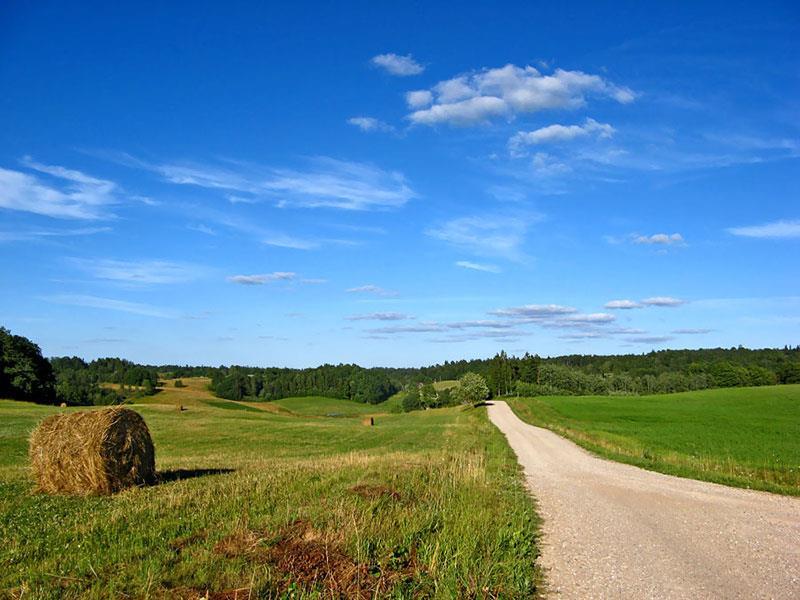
[672,328,712,334]
[727,219,800,239]
[427,213,540,260]
[112,154,415,211]
[641,296,685,307]
[408,64,634,126]
[371,53,424,76]
[228,272,296,285]
[187,223,216,236]
[0,159,120,220]
[0,226,111,243]
[632,233,685,245]
[625,335,674,344]
[604,299,642,309]
[347,116,395,133]
[45,294,174,318]
[345,312,412,321]
[70,258,207,285]
[346,284,398,297]
[455,260,501,273]
[489,304,577,318]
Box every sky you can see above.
[1,1,799,367]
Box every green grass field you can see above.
[508,384,800,495]
[0,388,539,598]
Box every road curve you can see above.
[487,400,800,599]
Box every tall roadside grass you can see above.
[0,396,539,598]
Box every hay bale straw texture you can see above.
[29,407,156,495]
[362,417,374,426]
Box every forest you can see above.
[1,326,798,405]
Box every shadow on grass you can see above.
[156,468,235,484]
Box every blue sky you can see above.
[1,1,798,367]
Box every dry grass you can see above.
[28,407,155,495]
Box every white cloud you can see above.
[489,304,577,318]
[139,156,415,211]
[405,90,433,108]
[509,118,614,154]
[71,258,206,285]
[727,219,800,239]
[641,296,685,307]
[345,312,412,321]
[45,294,174,318]
[371,53,424,76]
[228,272,296,285]
[347,116,395,133]
[560,312,615,324]
[633,233,685,245]
[410,96,507,126]
[0,226,111,243]
[0,159,120,220]
[427,213,539,260]
[672,328,712,334]
[408,64,635,126]
[626,335,674,344]
[604,299,642,309]
[187,223,216,236]
[346,284,398,297]
[455,260,501,273]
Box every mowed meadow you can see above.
[508,384,800,495]
[0,379,539,599]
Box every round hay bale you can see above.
[361,417,374,426]
[29,407,156,496]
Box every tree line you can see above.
[1,325,798,405]
[210,364,399,404]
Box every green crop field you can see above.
[270,395,393,417]
[508,384,800,495]
[0,388,539,598]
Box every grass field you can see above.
[508,384,800,495]
[0,385,540,598]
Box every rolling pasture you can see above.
[508,384,800,495]
[0,383,539,598]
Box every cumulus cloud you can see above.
[0,159,120,220]
[727,219,800,239]
[604,299,642,309]
[228,272,296,285]
[455,260,501,273]
[633,233,685,245]
[345,312,412,321]
[641,296,685,307]
[509,118,614,154]
[347,116,395,133]
[407,64,635,126]
[405,90,433,108]
[371,53,424,76]
[426,213,540,260]
[346,284,398,297]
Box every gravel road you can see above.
[487,400,800,599]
